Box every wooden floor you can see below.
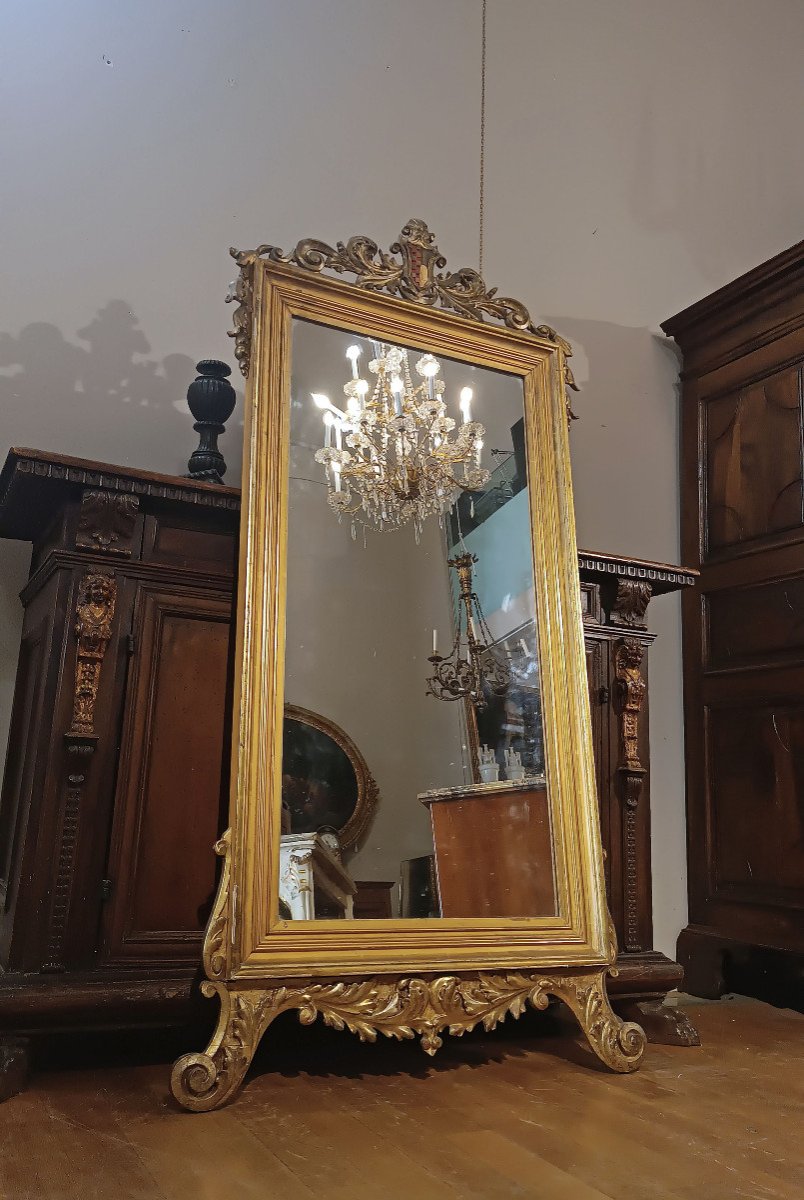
[0,999,802,1199]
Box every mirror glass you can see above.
[279,317,556,920]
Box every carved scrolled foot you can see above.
[170,1048,244,1113]
[170,982,261,1113]
[546,971,647,1073]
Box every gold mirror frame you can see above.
[283,703,379,850]
[171,221,646,1111]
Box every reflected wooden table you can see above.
[420,778,556,918]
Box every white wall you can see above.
[1,0,803,956]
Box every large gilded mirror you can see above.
[171,221,646,1111]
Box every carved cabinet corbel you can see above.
[0,449,698,1054]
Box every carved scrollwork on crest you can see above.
[227,219,579,422]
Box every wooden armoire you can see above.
[663,240,804,1011]
[0,446,698,1075]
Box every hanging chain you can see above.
[478,0,487,276]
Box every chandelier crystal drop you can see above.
[312,343,490,538]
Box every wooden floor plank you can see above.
[235,1077,385,1200]
[493,1041,803,1198]
[424,1058,694,1200]
[240,1072,456,1200]
[0,1078,166,1200]
[0,1000,801,1200]
[450,1127,610,1199]
[119,1070,318,1200]
[307,1063,532,1199]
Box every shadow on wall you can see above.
[542,315,681,560]
[0,302,204,769]
[0,300,197,473]
[542,315,690,958]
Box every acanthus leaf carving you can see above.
[170,969,646,1112]
[202,830,232,982]
[610,578,652,629]
[75,489,139,556]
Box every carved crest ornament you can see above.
[226,218,579,421]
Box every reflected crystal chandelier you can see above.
[312,343,490,538]
[426,552,510,711]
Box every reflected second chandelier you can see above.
[311,342,490,538]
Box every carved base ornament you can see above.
[170,831,646,1112]
[171,971,646,1113]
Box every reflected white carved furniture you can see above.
[279,833,356,919]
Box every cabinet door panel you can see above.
[101,585,231,962]
[705,364,804,554]
[708,701,804,904]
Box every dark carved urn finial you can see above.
[186,360,237,484]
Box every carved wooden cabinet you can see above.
[0,449,697,1046]
[0,449,239,1034]
[663,240,804,1011]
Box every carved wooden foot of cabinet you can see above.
[170,970,647,1113]
[607,950,701,1045]
[613,999,700,1047]
[0,1036,30,1102]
